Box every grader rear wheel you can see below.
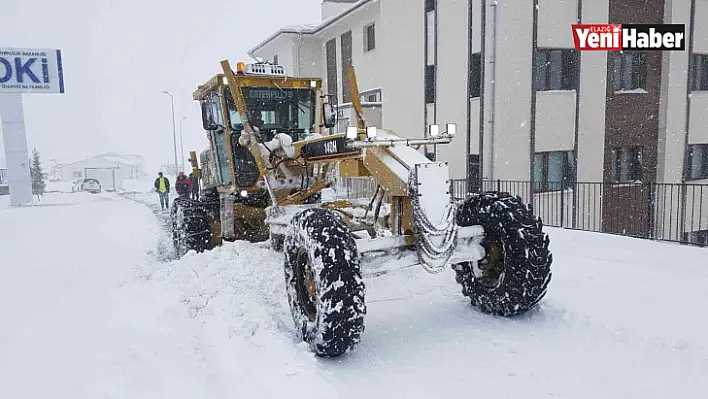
[452,192,552,316]
[171,198,213,257]
[284,208,366,357]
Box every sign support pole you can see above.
[0,93,33,206]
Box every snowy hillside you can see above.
[1,190,707,398]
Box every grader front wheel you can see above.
[283,208,366,357]
[452,192,552,316]
[171,198,213,257]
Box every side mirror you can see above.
[323,102,336,128]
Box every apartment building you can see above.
[248,0,708,244]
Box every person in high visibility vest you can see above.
[154,172,171,210]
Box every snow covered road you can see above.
[1,190,707,398]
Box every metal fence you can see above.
[451,179,708,247]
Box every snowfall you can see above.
[1,179,707,399]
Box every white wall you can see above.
[59,157,135,185]
[658,0,692,183]
[491,0,533,181]
[297,38,325,78]
[576,0,608,183]
[436,0,471,179]
[688,92,708,144]
[535,91,576,152]
[316,1,382,103]
[252,34,296,75]
[537,0,576,48]
[379,0,424,139]
[693,0,708,54]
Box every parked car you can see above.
[72,178,102,193]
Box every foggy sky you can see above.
[0,0,320,172]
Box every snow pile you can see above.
[121,240,341,398]
[3,188,708,398]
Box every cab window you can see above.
[202,92,232,186]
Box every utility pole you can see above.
[179,116,187,171]
[162,90,179,176]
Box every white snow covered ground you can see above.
[1,188,707,398]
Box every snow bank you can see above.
[124,226,708,398]
[3,188,708,398]
[123,241,341,398]
[0,193,162,398]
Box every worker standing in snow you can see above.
[154,172,170,210]
[175,172,192,198]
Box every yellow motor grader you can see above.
[175,59,552,357]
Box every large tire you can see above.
[452,192,552,316]
[284,208,366,357]
[171,197,213,257]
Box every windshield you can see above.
[225,86,315,141]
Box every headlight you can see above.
[428,124,440,137]
[240,190,248,197]
[346,126,358,139]
[446,123,457,136]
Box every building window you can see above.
[533,151,575,192]
[426,11,435,66]
[361,89,381,103]
[73,171,82,178]
[425,65,436,104]
[341,31,353,103]
[610,146,642,183]
[325,39,337,100]
[425,0,436,12]
[691,54,708,91]
[534,49,578,91]
[470,52,481,98]
[364,23,375,52]
[613,52,647,91]
[688,144,708,180]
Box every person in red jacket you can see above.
[175,172,192,197]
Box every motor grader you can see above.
[175,59,552,358]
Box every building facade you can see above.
[249,0,708,244]
[58,153,145,190]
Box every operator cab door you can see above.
[201,91,232,187]
[201,89,237,240]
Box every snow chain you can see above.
[408,168,459,274]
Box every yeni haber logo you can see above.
[571,24,686,51]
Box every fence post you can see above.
[497,179,501,192]
[560,185,565,228]
[647,182,655,239]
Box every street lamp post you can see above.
[162,90,179,177]
[179,117,187,171]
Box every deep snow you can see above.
[1,186,707,398]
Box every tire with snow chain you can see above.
[284,208,366,357]
[452,191,552,316]
[171,197,213,257]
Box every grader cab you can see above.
[175,59,553,358]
